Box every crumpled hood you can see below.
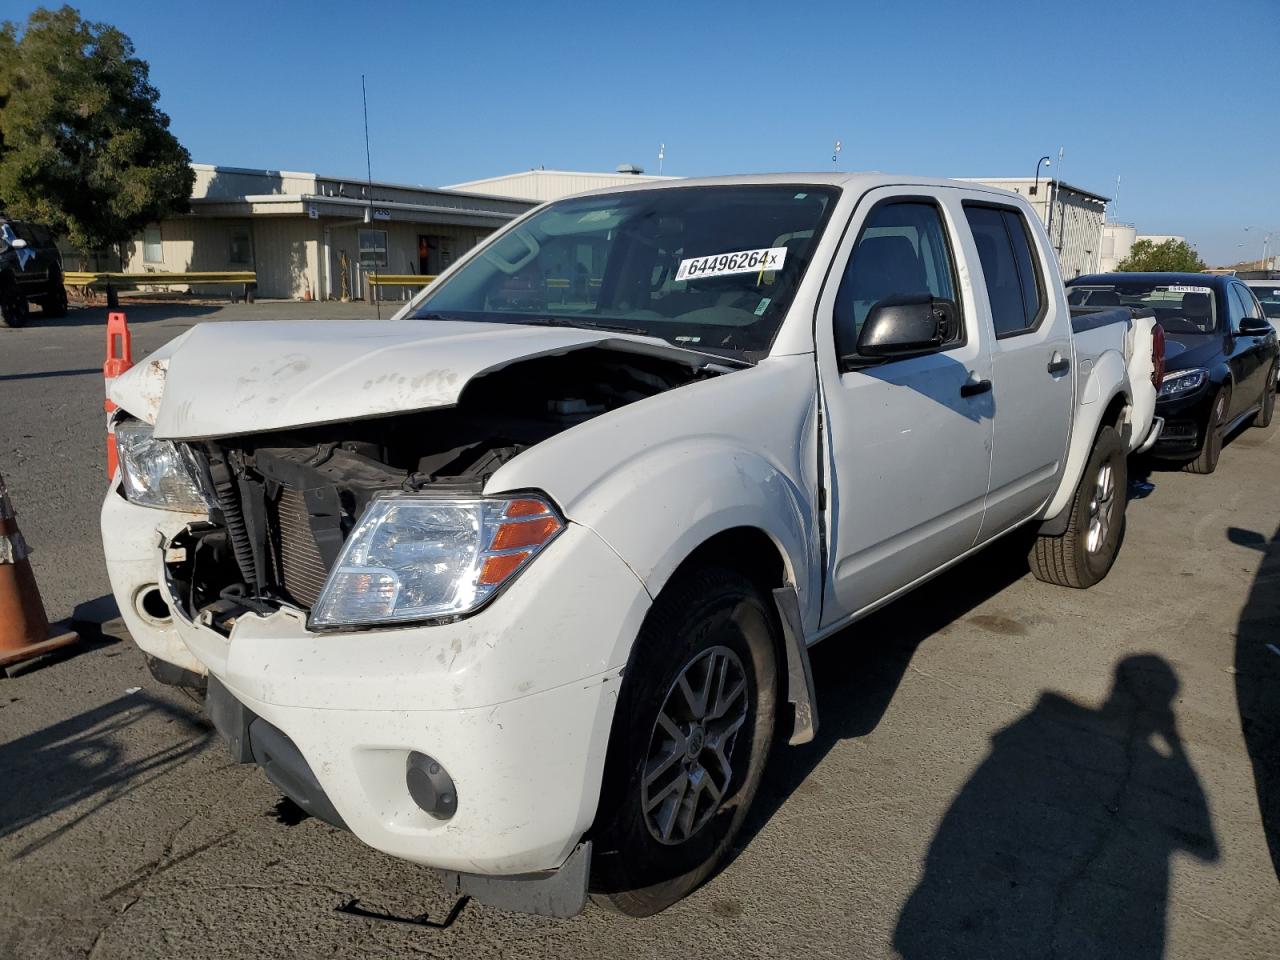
[110,319,705,440]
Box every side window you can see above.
[834,201,960,358]
[964,204,1046,337]
[1232,284,1260,320]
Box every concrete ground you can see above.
[1,302,1277,959]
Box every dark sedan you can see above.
[1067,272,1276,474]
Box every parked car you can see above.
[1067,273,1276,473]
[0,218,68,327]
[102,174,1159,917]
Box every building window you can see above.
[229,228,252,265]
[143,226,163,264]
[359,229,388,268]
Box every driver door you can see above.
[817,189,994,626]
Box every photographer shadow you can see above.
[893,654,1217,959]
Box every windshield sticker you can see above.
[1166,285,1212,294]
[754,297,772,316]
[676,246,787,282]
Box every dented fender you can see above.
[487,355,825,634]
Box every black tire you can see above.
[1253,365,1275,429]
[40,273,68,318]
[0,277,28,329]
[1185,388,1229,475]
[1029,424,1127,589]
[589,567,778,916]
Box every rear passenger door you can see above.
[962,202,1072,539]
[817,190,994,625]
[1230,282,1269,408]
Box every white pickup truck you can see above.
[102,174,1159,917]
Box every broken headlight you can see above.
[115,420,217,513]
[311,494,564,628]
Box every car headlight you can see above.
[1157,368,1208,400]
[311,494,564,628]
[115,420,217,512]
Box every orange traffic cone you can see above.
[104,311,133,479]
[0,472,78,675]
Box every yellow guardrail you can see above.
[366,274,437,287]
[63,271,258,287]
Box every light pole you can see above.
[1046,147,1065,253]
[1030,155,1051,195]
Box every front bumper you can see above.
[101,488,652,876]
[1148,385,1214,457]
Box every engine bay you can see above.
[162,347,721,630]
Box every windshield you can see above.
[412,185,840,357]
[1067,281,1218,336]
[1246,284,1280,319]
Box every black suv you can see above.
[0,218,68,327]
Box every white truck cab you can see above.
[101,173,1158,917]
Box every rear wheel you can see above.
[1253,365,1275,429]
[1029,424,1127,588]
[1185,388,1228,474]
[40,272,68,318]
[589,567,778,916]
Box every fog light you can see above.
[406,751,457,820]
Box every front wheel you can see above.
[589,567,778,916]
[1030,424,1128,589]
[0,277,27,328]
[1254,365,1275,429]
[1185,388,1229,475]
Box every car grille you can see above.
[270,487,331,608]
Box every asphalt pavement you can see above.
[1,301,1277,959]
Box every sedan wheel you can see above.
[1255,365,1275,429]
[1185,390,1228,475]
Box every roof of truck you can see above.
[568,171,1025,198]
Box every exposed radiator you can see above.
[271,487,331,608]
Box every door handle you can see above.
[1047,356,1071,375]
[960,379,992,398]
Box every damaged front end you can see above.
[150,347,716,634]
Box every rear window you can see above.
[964,205,1046,337]
[1067,281,1218,336]
[1247,285,1280,319]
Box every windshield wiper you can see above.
[519,315,651,336]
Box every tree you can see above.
[1116,238,1207,273]
[0,6,193,259]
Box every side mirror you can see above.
[9,238,27,250]
[854,294,954,359]
[1240,315,1273,336]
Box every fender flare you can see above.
[1039,351,1131,535]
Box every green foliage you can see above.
[0,6,194,253]
[1116,238,1208,273]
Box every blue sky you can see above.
[9,0,1278,264]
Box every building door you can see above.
[419,235,454,275]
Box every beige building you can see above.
[446,166,673,203]
[121,164,534,300]
[1098,225,1188,272]
[963,177,1110,279]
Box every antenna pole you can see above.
[362,74,381,320]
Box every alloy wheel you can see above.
[1086,461,1115,554]
[640,645,748,845]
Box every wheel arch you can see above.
[1039,384,1131,535]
